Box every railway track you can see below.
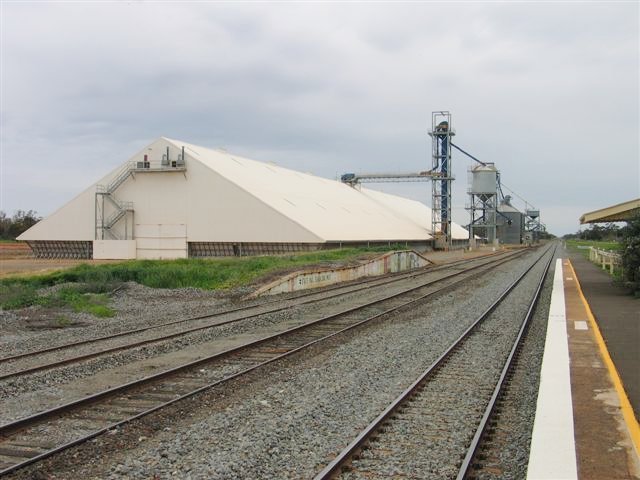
[0,249,529,476]
[0,250,524,382]
[313,244,555,480]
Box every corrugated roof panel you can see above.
[166,137,468,241]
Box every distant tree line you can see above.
[0,210,41,240]
[563,215,640,294]
[563,222,630,241]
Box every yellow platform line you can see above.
[567,260,640,457]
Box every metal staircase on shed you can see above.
[94,146,187,241]
[95,162,136,240]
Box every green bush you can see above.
[0,282,115,317]
[0,283,40,309]
[621,213,640,294]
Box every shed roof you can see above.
[168,137,469,241]
[18,137,469,243]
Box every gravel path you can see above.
[5,248,550,479]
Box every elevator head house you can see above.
[18,137,470,259]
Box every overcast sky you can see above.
[1,1,638,236]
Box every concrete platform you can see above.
[528,255,640,479]
[567,250,640,418]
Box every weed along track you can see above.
[0,250,529,476]
[0,250,521,383]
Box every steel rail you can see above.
[455,245,555,480]
[313,244,554,480]
[0,250,525,476]
[0,250,512,367]
[0,251,525,382]
[0,269,408,364]
[0,251,514,432]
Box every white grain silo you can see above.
[466,163,499,246]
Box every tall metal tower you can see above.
[428,111,454,250]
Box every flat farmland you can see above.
[0,243,121,278]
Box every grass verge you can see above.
[0,245,407,313]
[564,239,626,282]
[0,283,116,317]
[565,239,622,254]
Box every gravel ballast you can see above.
[0,253,511,422]
[5,247,555,479]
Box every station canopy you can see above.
[579,198,640,224]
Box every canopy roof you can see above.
[579,198,640,224]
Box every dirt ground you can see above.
[0,243,124,278]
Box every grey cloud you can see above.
[1,2,638,236]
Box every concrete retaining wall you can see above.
[252,250,432,297]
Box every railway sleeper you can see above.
[268,344,301,351]
[297,330,336,338]
[121,393,178,402]
[69,412,127,423]
[0,459,20,470]
[338,314,373,324]
[221,359,259,367]
[171,378,209,388]
[241,351,285,359]
[310,328,348,337]
[357,450,461,468]
[90,405,148,416]
[109,398,161,409]
[63,418,112,430]
[310,322,349,329]
[146,387,192,396]
[328,322,362,330]
[133,391,182,400]
[0,444,49,459]
[252,347,291,354]
[351,457,456,475]
[0,439,57,450]
[289,334,324,343]
[168,373,203,380]
[240,352,284,360]
[280,332,318,340]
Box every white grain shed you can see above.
[18,137,468,259]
